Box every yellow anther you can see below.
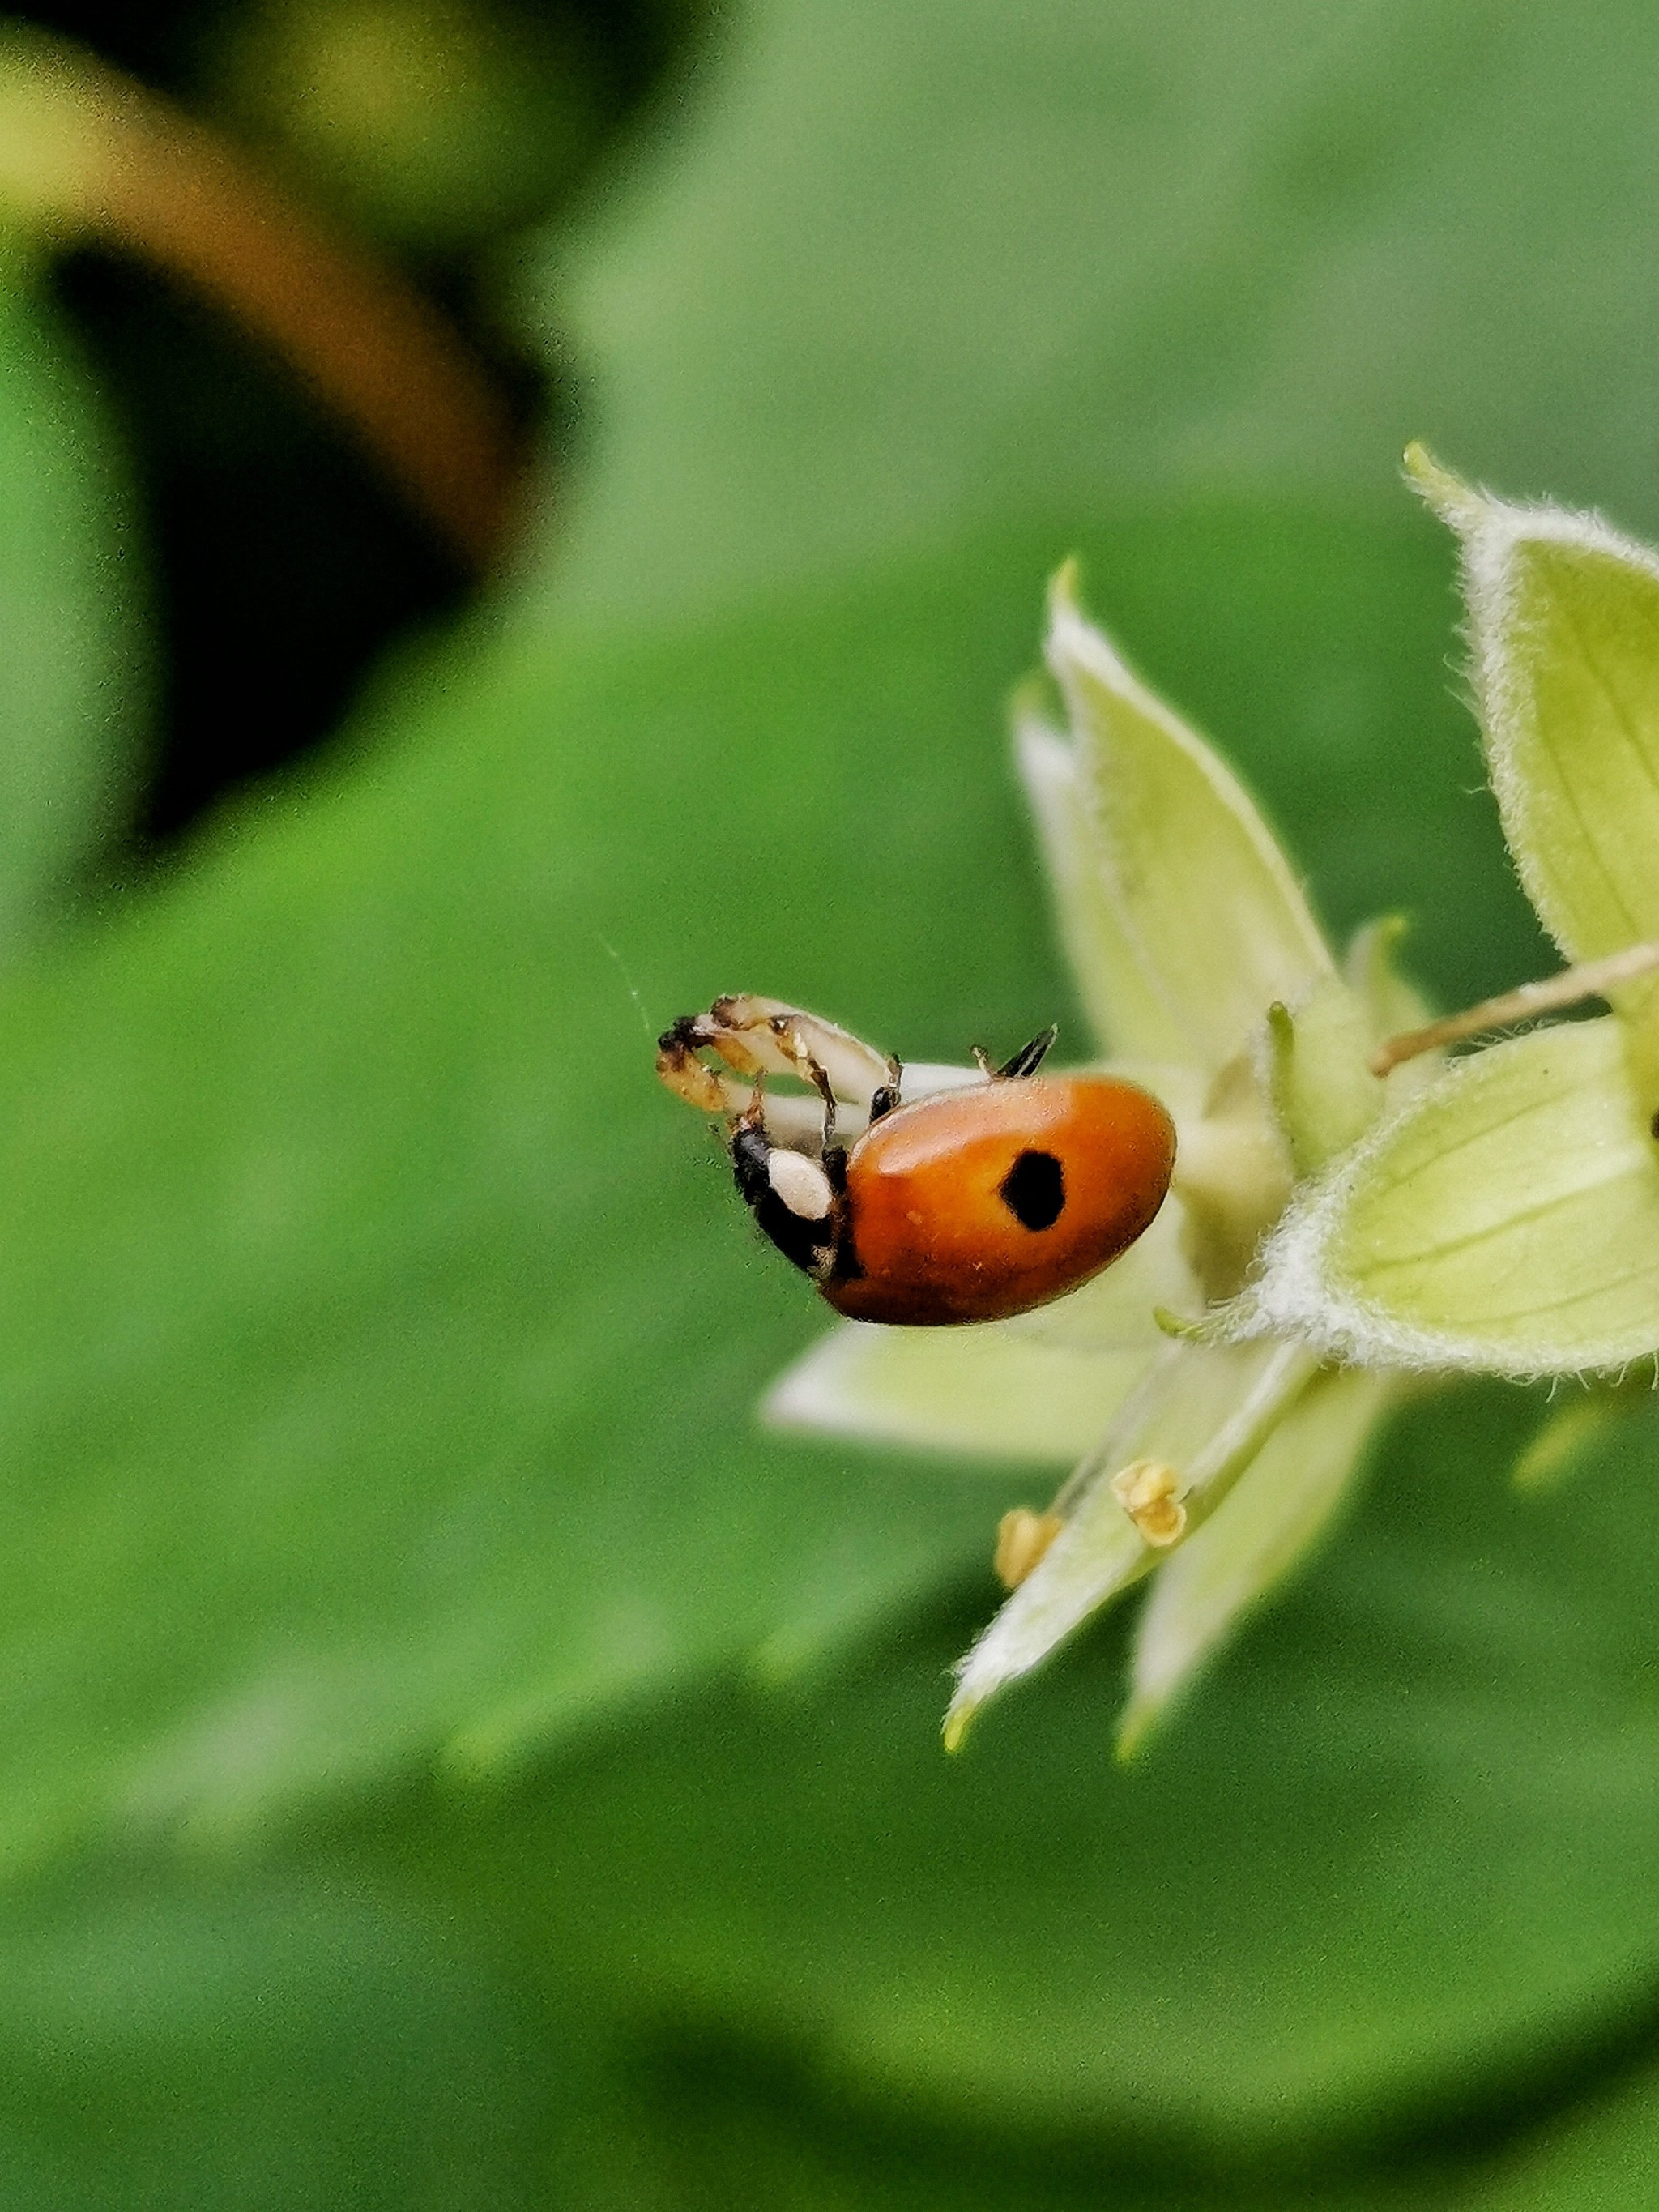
[993,1508,1064,1590]
[1110,1458,1187,1547]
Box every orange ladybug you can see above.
[657,996,1175,1326]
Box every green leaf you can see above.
[16,1826,1659,2212]
[0,1866,567,2210]
[0,560,1077,1868]
[394,1382,1659,2157]
[1246,1017,1659,1374]
[508,1988,1659,2211]
[18,6,1659,2181]
[1453,2052,1659,2212]
[0,267,139,942]
[577,2012,1659,2211]
[0,0,1616,1869]
[548,1,1659,622]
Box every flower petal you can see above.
[1045,566,1332,1074]
[944,1338,1316,1745]
[1014,699,1192,1063]
[1119,1366,1392,1755]
[1264,977,1383,1178]
[1346,914,1431,1044]
[1239,1016,1659,1375]
[763,1321,1153,1467]
[765,1206,1199,1463]
[1264,925,1437,1177]
[1410,448,1659,1075]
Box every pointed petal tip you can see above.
[1404,447,1647,583]
[1043,552,1334,1059]
[1401,438,1440,485]
[1402,442,1480,527]
[1345,912,1412,983]
[1043,559,1132,691]
[941,1700,975,1755]
[1047,553,1083,613]
[1114,1696,1158,1763]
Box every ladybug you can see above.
[657,995,1175,1326]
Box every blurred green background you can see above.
[2,0,1659,2203]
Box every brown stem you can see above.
[1369,940,1659,1075]
[35,47,527,572]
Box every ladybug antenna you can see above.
[996,1024,1058,1080]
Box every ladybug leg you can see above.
[656,997,896,1147]
[867,1056,905,1125]
[717,997,892,1108]
[655,1014,751,1114]
[656,1013,820,1135]
[793,1046,838,1155]
[728,1087,774,1207]
[656,1006,821,1121]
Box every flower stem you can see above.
[1369,940,1659,1076]
[2,33,526,570]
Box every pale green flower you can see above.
[770,462,1659,1752]
[1230,451,1659,1381]
[768,563,1422,1751]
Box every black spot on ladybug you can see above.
[1000,1150,1066,1232]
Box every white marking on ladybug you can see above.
[766,1149,836,1221]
